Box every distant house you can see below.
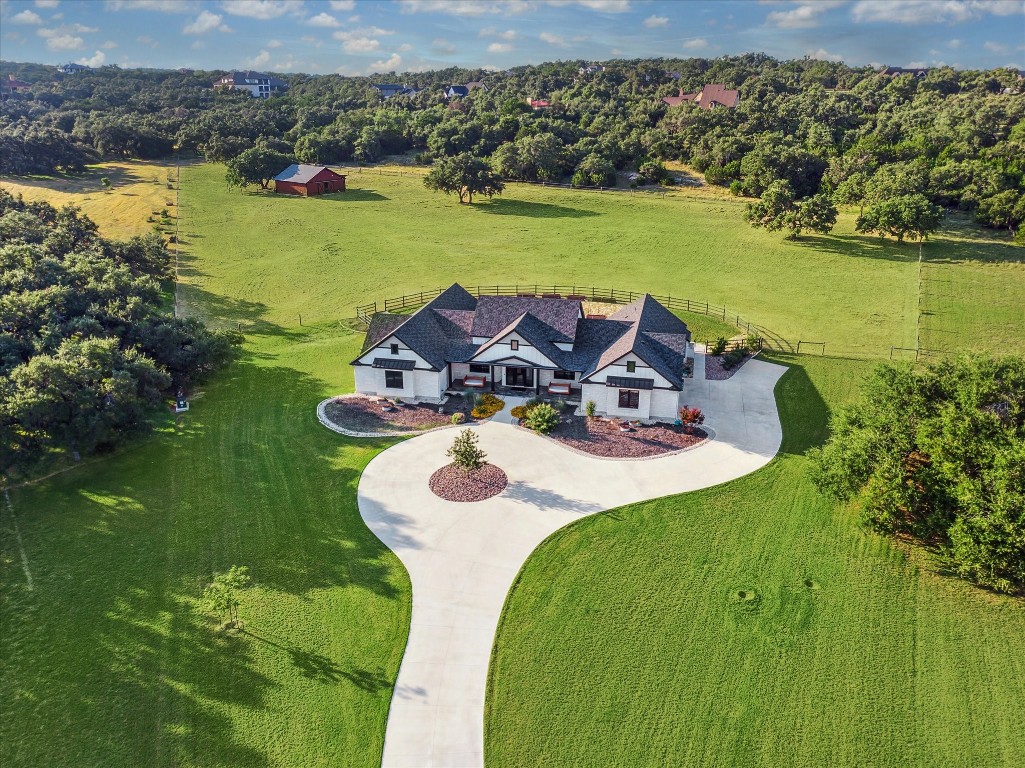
[579,64,605,75]
[1,74,31,96]
[56,63,88,74]
[465,81,487,92]
[352,284,692,422]
[662,83,740,110]
[527,98,550,110]
[272,165,346,196]
[443,85,470,99]
[880,66,929,78]
[213,71,287,98]
[372,83,418,99]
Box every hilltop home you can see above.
[662,83,740,110]
[372,83,418,99]
[213,71,288,98]
[56,63,89,74]
[351,284,692,422]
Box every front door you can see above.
[505,367,534,388]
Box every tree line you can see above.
[0,190,241,480]
[1,55,1023,239]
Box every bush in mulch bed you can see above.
[429,463,508,502]
[549,414,708,458]
[324,395,473,433]
[705,349,755,381]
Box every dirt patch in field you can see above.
[429,463,508,502]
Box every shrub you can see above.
[525,396,543,409]
[463,390,479,411]
[450,412,466,425]
[711,337,728,355]
[470,393,504,419]
[729,180,743,196]
[552,398,567,411]
[446,428,487,472]
[510,405,527,420]
[745,334,763,352]
[678,405,705,432]
[722,348,746,369]
[524,402,561,434]
[585,399,597,417]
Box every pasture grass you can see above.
[0,160,180,237]
[1,160,1023,767]
[486,353,1025,768]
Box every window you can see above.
[510,340,519,351]
[385,371,404,389]
[626,360,636,373]
[469,364,490,374]
[618,390,639,409]
[554,370,575,380]
[390,343,399,355]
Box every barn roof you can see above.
[272,164,345,183]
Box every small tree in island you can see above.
[202,565,252,630]
[446,428,487,473]
[424,153,504,205]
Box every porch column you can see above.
[535,369,539,395]
[490,366,495,392]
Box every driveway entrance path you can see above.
[357,357,788,768]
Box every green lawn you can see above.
[1,162,1023,767]
[486,354,1025,767]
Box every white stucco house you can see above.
[351,284,692,422]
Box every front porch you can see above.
[449,363,581,402]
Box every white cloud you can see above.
[12,9,43,23]
[398,0,530,16]
[267,38,282,47]
[191,40,205,49]
[539,31,566,45]
[480,27,517,39]
[301,34,322,47]
[398,42,413,51]
[184,10,231,34]
[682,38,710,50]
[101,40,118,49]
[308,12,340,27]
[106,0,197,11]
[766,2,830,29]
[369,52,402,72]
[136,34,159,47]
[35,0,61,7]
[984,40,1008,53]
[337,34,380,52]
[807,47,843,62]
[220,0,304,20]
[948,38,962,48]
[643,14,668,27]
[560,0,631,11]
[907,60,928,67]
[38,28,84,51]
[246,49,271,67]
[488,42,513,53]
[328,0,354,8]
[851,0,1025,24]
[79,50,106,67]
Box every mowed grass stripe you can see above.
[485,356,1025,768]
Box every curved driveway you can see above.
[357,357,788,768]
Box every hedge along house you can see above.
[272,164,347,196]
[351,284,692,421]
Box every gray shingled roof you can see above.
[272,164,344,183]
[362,312,408,351]
[471,296,580,342]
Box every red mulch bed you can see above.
[548,415,708,458]
[704,352,754,381]
[324,396,471,434]
[429,463,508,502]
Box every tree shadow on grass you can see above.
[475,198,599,219]
[313,189,390,202]
[791,234,920,263]
[760,353,833,456]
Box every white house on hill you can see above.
[351,284,692,421]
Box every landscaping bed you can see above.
[429,463,508,502]
[704,350,756,381]
[323,395,472,434]
[548,415,708,458]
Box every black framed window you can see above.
[554,370,575,380]
[385,371,404,389]
[510,340,519,351]
[390,343,399,355]
[469,364,490,374]
[626,360,636,373]
[618,389,639,409]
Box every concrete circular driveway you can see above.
[357,357,788,768]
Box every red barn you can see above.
[272,164,347,196]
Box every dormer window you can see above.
[510,340,519,351]
[390,343,399,355]
[626,361,636,373]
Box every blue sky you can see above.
[1,0,1023,75]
